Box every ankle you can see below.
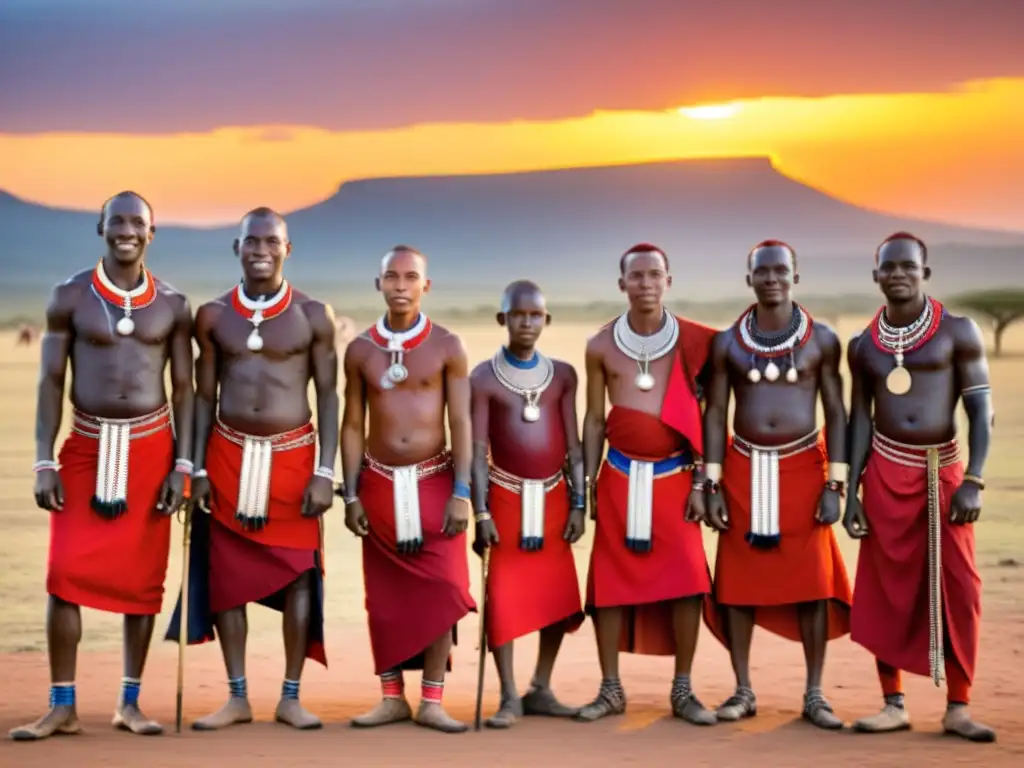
[228,676,248,700]
[421,678,444,706]
[281,679,300,701]
[381,670,404,700]
[50,681,76,710]
[884,692,905,710]
[120,676,142,708]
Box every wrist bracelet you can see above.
[702,478,720,495]
[474,511,492,523]
[825,479,846,496]
[174,458,194,476]
[453,479,472,499]
[33,460,59,473]
[343,495,359,505]
[192,468,208,479]
[963,473,985,490]
[314,466,335,481]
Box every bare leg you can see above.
[576,607,626,722]
[414,629,468,733]
[111,614,163,735]
[522,620,579,717]
[484,641,521,729]
[669,597,716,725]
[275,572,322,729]
[715,606,757,721]
[9,596,83,741]
[191,606,253,731]
[797,600,842,730]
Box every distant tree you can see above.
[951,290,1024,357]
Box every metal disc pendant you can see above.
[116,315,135,336]
[523,403,540,423]
[247,329,264,352]
[379,374,395,390]
[763,361,780,382]
[886,365,913,395]
[635,372,655,391]
[387,363,409,384]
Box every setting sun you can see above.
[677,103,744,120]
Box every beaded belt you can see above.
[604,447,694,553]
[489,465,564,550]
[364,451,452,550]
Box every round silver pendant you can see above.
[763,361,780,382]
[635,372,656,391]
[523,403,540,422]
[387,363,408,384]
[116,315,135,336]
[380,374,395,390]
[246,329,264,352]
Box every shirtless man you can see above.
[578,243,718,725]
[169,208,337,731]
[703,240,852,729]
[470,281,586,728]
[341,246,476,734]
[845,232,995,742]
[11,191,194,741]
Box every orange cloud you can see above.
[0,78,1020,230]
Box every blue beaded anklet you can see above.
[282,679,300,701]
[50,682,76,708]
[121,677,141,707]
[228,676,247,699]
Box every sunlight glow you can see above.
[677,103,743,120]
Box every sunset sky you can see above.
[1,0,1022,230]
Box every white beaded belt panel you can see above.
[489,465,563,551]
[363,451,452,551]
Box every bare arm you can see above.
[469,366,491,514]
[340,341,367,497]
[702,332,731,468]
[559,362,585,506]
[953,317,993,480]
[846,333,874,495]
[444,334,473,493]
[35,284,77,463]
[307,302,340,472]
[191,303,221,471]
[582,337,607,508]
[818,325,848,464]
[168,295,195,465]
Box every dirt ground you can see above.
[1,321,1022,766]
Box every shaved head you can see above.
[500,279,543,313]
[98,190,154,233]
[747,239,797,271]
[241,206,287,237]
[875,231,927,264]
[620,242,669,275]
[380,244,426,275]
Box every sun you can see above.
[677,103,743,120]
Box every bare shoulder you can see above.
[50,269,92,309]
[470,359,495,387]
[195,291,230,323]
[811,320,841,353]
[846,326,868,358]
[154,277,192,318]
[710,328,732,355]
[344,333,373,362]
[551,357,579,385]
[295,291,337,333]
[945,312,985,351]
[431,323,468,359]
[585,323,612,356]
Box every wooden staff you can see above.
[175,502,193,734]
[473,547,491,731]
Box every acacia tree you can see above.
[951,290,1024,357]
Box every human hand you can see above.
[33,466,64,512]
[157,470,188,516]
[949,480,982,524]
[815,486,842,525]
[442,496,471,537]
[302,475,335,518]
[344,498,369,537]
[563,507,586,543]
[842,495,869,539]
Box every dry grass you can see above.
[0,316,1022,654]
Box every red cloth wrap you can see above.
[851,440,980,682]
[660,316,717,457]
[206,421,320,551]
[709,433,851,644]
[585,407,713,655]
[358,454,476,674]
[47,408,174,615]
[486,474,584,648]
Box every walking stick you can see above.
[175,501,193,734]
[473,547,491,732]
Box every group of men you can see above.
[11,190,996,745]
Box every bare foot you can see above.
[275,698,322,730]
[852,704,911,734]
[9,707,82,741]
[943,706,996,743]
[485,696,523,729]
[522,686,578,718]
[191,698,254,731]
[112,704,164,735]
[414,701,469,733]
[350,698,412,728]
[715,687,757,722]
[575,680,626,723]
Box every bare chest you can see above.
[363,343,445,395]
[727,335,823,387]
[74,292,175,347]
[216,306,312,360]
[861,332,954,380]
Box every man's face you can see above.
[235,215,290,284]
[101,196,153,264]
[873,238,928,302]
[377,249,429,312]
[619,251,671,310]
[498,289,549,347]
[747,245,797,307]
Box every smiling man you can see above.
[469,280,586,728]
[11,191,194,741]
[170,207,338,732]
[844,232,995,742]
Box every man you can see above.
[578,243,717,724]
[341,245,476,734]
[844,232,995,742]
[702,240,852,729]
[470,280,586,728]
[165,208,337,731]
[11,191,194,741]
